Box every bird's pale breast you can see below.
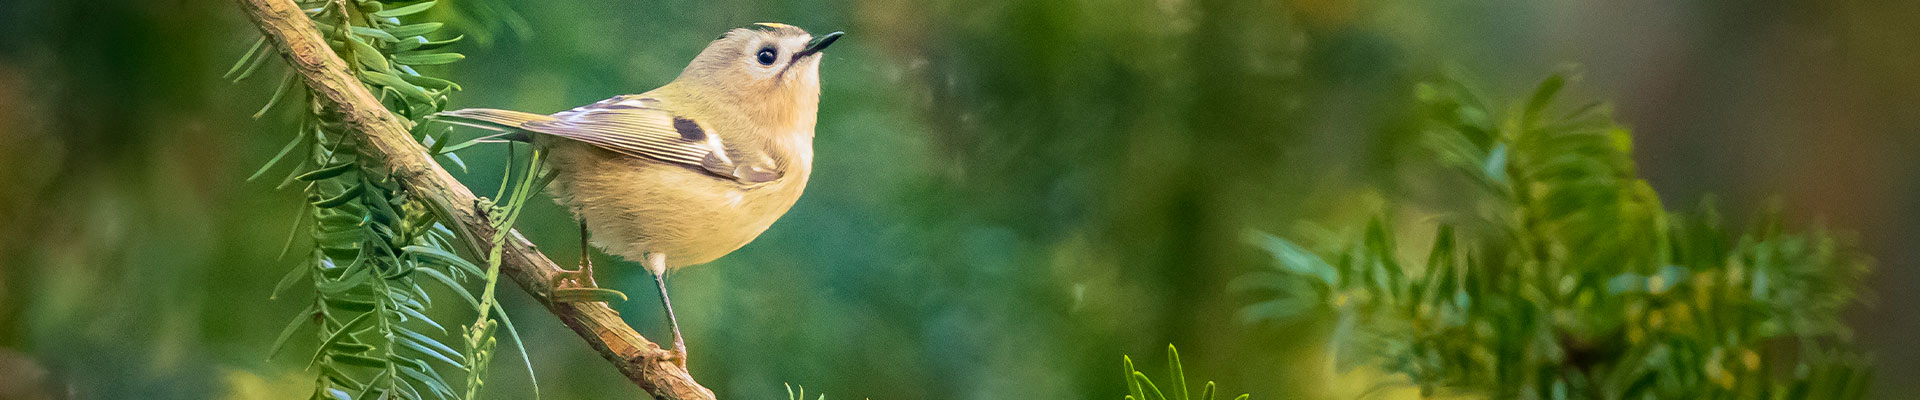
[540,138,809,269]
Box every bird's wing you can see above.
[520,95,782,184]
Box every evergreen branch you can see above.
[1244,72,1872,399]
[232,0,715,398]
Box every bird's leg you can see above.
[550,222,593,289]
[551,222,625,303]
[646,252,688,368]
[576,222,598,287]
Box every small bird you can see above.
[433,23,841,365]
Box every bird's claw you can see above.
[655,347,688,369]
[550,287,629,303]
[549,267,585,290]
[549,266,626,303]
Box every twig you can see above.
[232,0,715,398]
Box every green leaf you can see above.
[393,52,464,66]
[396,327,467,366]
[278,207,311,261]
[383,22,444,38]
[351,370,389,400]
[319,364,366,394]
[226,37,267,79]
[271,261,310,300]
[327,341,375,355]
[315,211,364,228]
[410,35,464,52]
[424,127,451,154]
[372,1,436,17]
[397,301,453,332]
[312,184,365,208]
[309,312,374,368]
[250,133,306,182]
[1125,356,1146,400]
[298,162,359,181]
[422,127,467,170]
[1524,72,1567,128]
[266,307,313,360]
[403,245,483,276]
[401,284,435,311]
[1134,371,1167,400]
[397,337,466,371]
[1168,345,1187,400]
[230,41,275,82]
[492,302,541,400]
[330,353,389,369]
[350,26,400,42]
[388,371,432,400]
[1244,230,1338,288]
[254,72,299,119]
[346,36,391,72]
[360,70,434,105]
[274,156,310,190]
[441,151,467,173]
[313,227,363,249]
[393,36,426,53]
[317,262,373,294]
[396,361,458,400]
[319,245,362,263]
[379,258,419,280]
[530,168,559,194]
[433,134,496,156]
[414,267,480,310]
[325,296,379,313]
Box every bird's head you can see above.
[676,23,843,131]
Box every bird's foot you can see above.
[549,266,628,303]
[650,346,688,369]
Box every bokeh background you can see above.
[1,0,1915,398]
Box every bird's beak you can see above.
[795,31,844,59]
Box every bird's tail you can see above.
[431,108,554,142]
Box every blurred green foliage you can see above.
[1,0,1916,399]
[1241,74,1871,399]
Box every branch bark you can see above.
[234,0,715,398]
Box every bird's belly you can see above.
[544,142,803,269]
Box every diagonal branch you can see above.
[233,0,715,398]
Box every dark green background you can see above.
[1,0,1915,398]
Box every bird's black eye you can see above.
[756,48,778,65]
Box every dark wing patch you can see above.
[672,117,706,141]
